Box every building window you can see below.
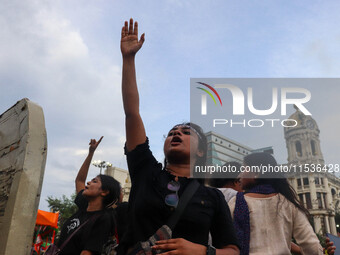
[315,177,320,185]
[305,193,312,209]
[303,178,309,186]
[332,189,336,196]
[310,217,315,230]
[323,193,327,209]
[320,178,324,185]
[295,141,303,157]
[317,192,323,209]
[297,178,302,187]
[298,194,304,204]
[320,217,326,235]
[311,140,317,155]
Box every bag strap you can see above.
[59,212,101,251]
[167,179,200,230]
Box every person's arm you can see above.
[291,242,302,254]
[75,137,103,193]
[121,18,146,152]
[292,208,323,255]
[152,239,239,255]
[80,250,92,255]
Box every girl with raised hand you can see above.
[57,137,121,255]
[119,18,239,255]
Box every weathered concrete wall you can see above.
[0,99,47,255]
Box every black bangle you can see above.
[206,245,216,255]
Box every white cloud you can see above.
[0,0,127,210]
[2,0,340,211]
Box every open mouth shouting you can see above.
[170,136,182,146]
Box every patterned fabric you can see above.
[127,225,172,255]
[234,184,276,255]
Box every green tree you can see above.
[46,193,78,230]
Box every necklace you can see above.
[165,168,178,181]
[165,168,189,181]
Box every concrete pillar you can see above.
[324,178,333,210]
[329,216,337,235]
[302,193,305,206]
[309,174,317,209]
[325,216,330,234]
[314,217,322,235]
[291,178,297,191]
[288,141,296,163]
[0,99,47,255]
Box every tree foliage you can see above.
[46,193,78,230]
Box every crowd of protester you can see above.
[51,19,337,255]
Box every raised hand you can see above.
[121,18,145,58]
[89,136,103,153]
[76,136,104,193]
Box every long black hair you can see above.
[187,122,207,168]
[209,161,241,188]
[97,174,121,208]
[244,152,310,217]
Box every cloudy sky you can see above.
[1,0,340,211]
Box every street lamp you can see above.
[92,160,112,174]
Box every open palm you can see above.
[121,18,145,57]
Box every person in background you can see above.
[57,137,121,255]
[209,161,243,202]
[229,152,323,255]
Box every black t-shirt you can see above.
[115,202,129,243]
[58,190,113,255]
[120,138,239,250]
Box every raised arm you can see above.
[121,18,146,151]
[75,137,103,193]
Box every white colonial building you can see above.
[205,106,340,235]
[105,166,131,202]
[285,107,339,235]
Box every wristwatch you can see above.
[206,245,216,255]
